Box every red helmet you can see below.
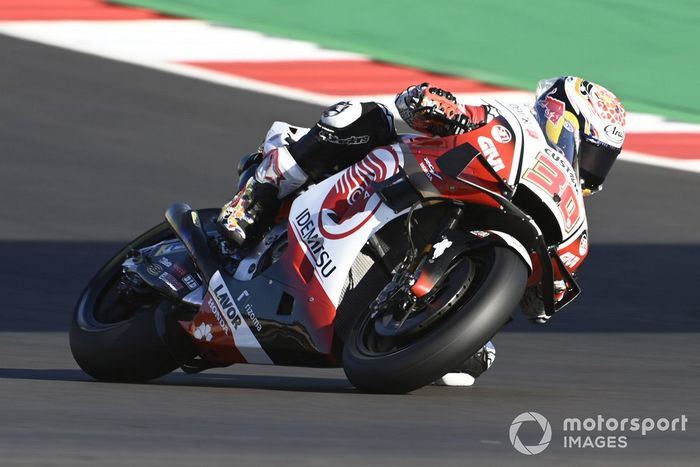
[534,76,626,193]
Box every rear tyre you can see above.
[342,245,527,394]
[69,223,180,382]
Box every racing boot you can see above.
[433,341,496,387]
[218,126,310,249]
[218,177,281,249]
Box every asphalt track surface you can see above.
[1,35,699,466]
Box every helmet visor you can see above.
[578,137,620,189]
[535,102,579,165]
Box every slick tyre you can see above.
[342,245,527,394]
[70,223,179,382]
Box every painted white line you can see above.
[0,22,338,105]
[624,113,700,134]
[0,20,366,62]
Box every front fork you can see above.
[370,205,466,321]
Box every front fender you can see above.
[408,229,531,299]
[485,230,533,273]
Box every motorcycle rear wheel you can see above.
[69,222,180,382]
[342,244,527,394]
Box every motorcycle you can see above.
[70,100,585,393]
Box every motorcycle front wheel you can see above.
[342,244,528,394]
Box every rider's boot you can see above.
[218,176,281,249]
[433,341,496,387]
[218,143,309,249]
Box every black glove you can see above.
[395,83,474,136]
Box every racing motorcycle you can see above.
[70,100,585,393]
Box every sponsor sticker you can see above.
[170,263,188,277]
[193,322,213,342]
[542,96,565,125]
[209,272,272,364]
[159,271,183,291]
[477,136,506,172]
[604,124,624,144]
[560,252,580,269]
[420,157,443,181]
[431,238,453,260]
[295,208,337,278]
[146,263,164,276]
[491,125,512,144]
[207,295,229,336]
[183,274,199,291]
[579,233,589,256]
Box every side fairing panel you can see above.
[188,144,413,365]
[287,144,408,307]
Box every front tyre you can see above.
[70,223,179,382]
[342,245,527,394]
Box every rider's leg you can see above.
[433,341,496,387]
[288,101,395,181]
[219,101,395,248]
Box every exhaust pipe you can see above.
[164,202,219,283]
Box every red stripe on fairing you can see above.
[624,133,700,159]
[365,155,383,181]
[285,222,336,353]
[0,0,166,20]
[357,159,371,178]
[185,60,510,95]
[363,155,377,179]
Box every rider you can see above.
[218,76,626,386]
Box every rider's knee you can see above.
[289,101,396,180]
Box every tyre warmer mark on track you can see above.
[0,1,699,170]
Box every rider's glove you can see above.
[395,83,477,136]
